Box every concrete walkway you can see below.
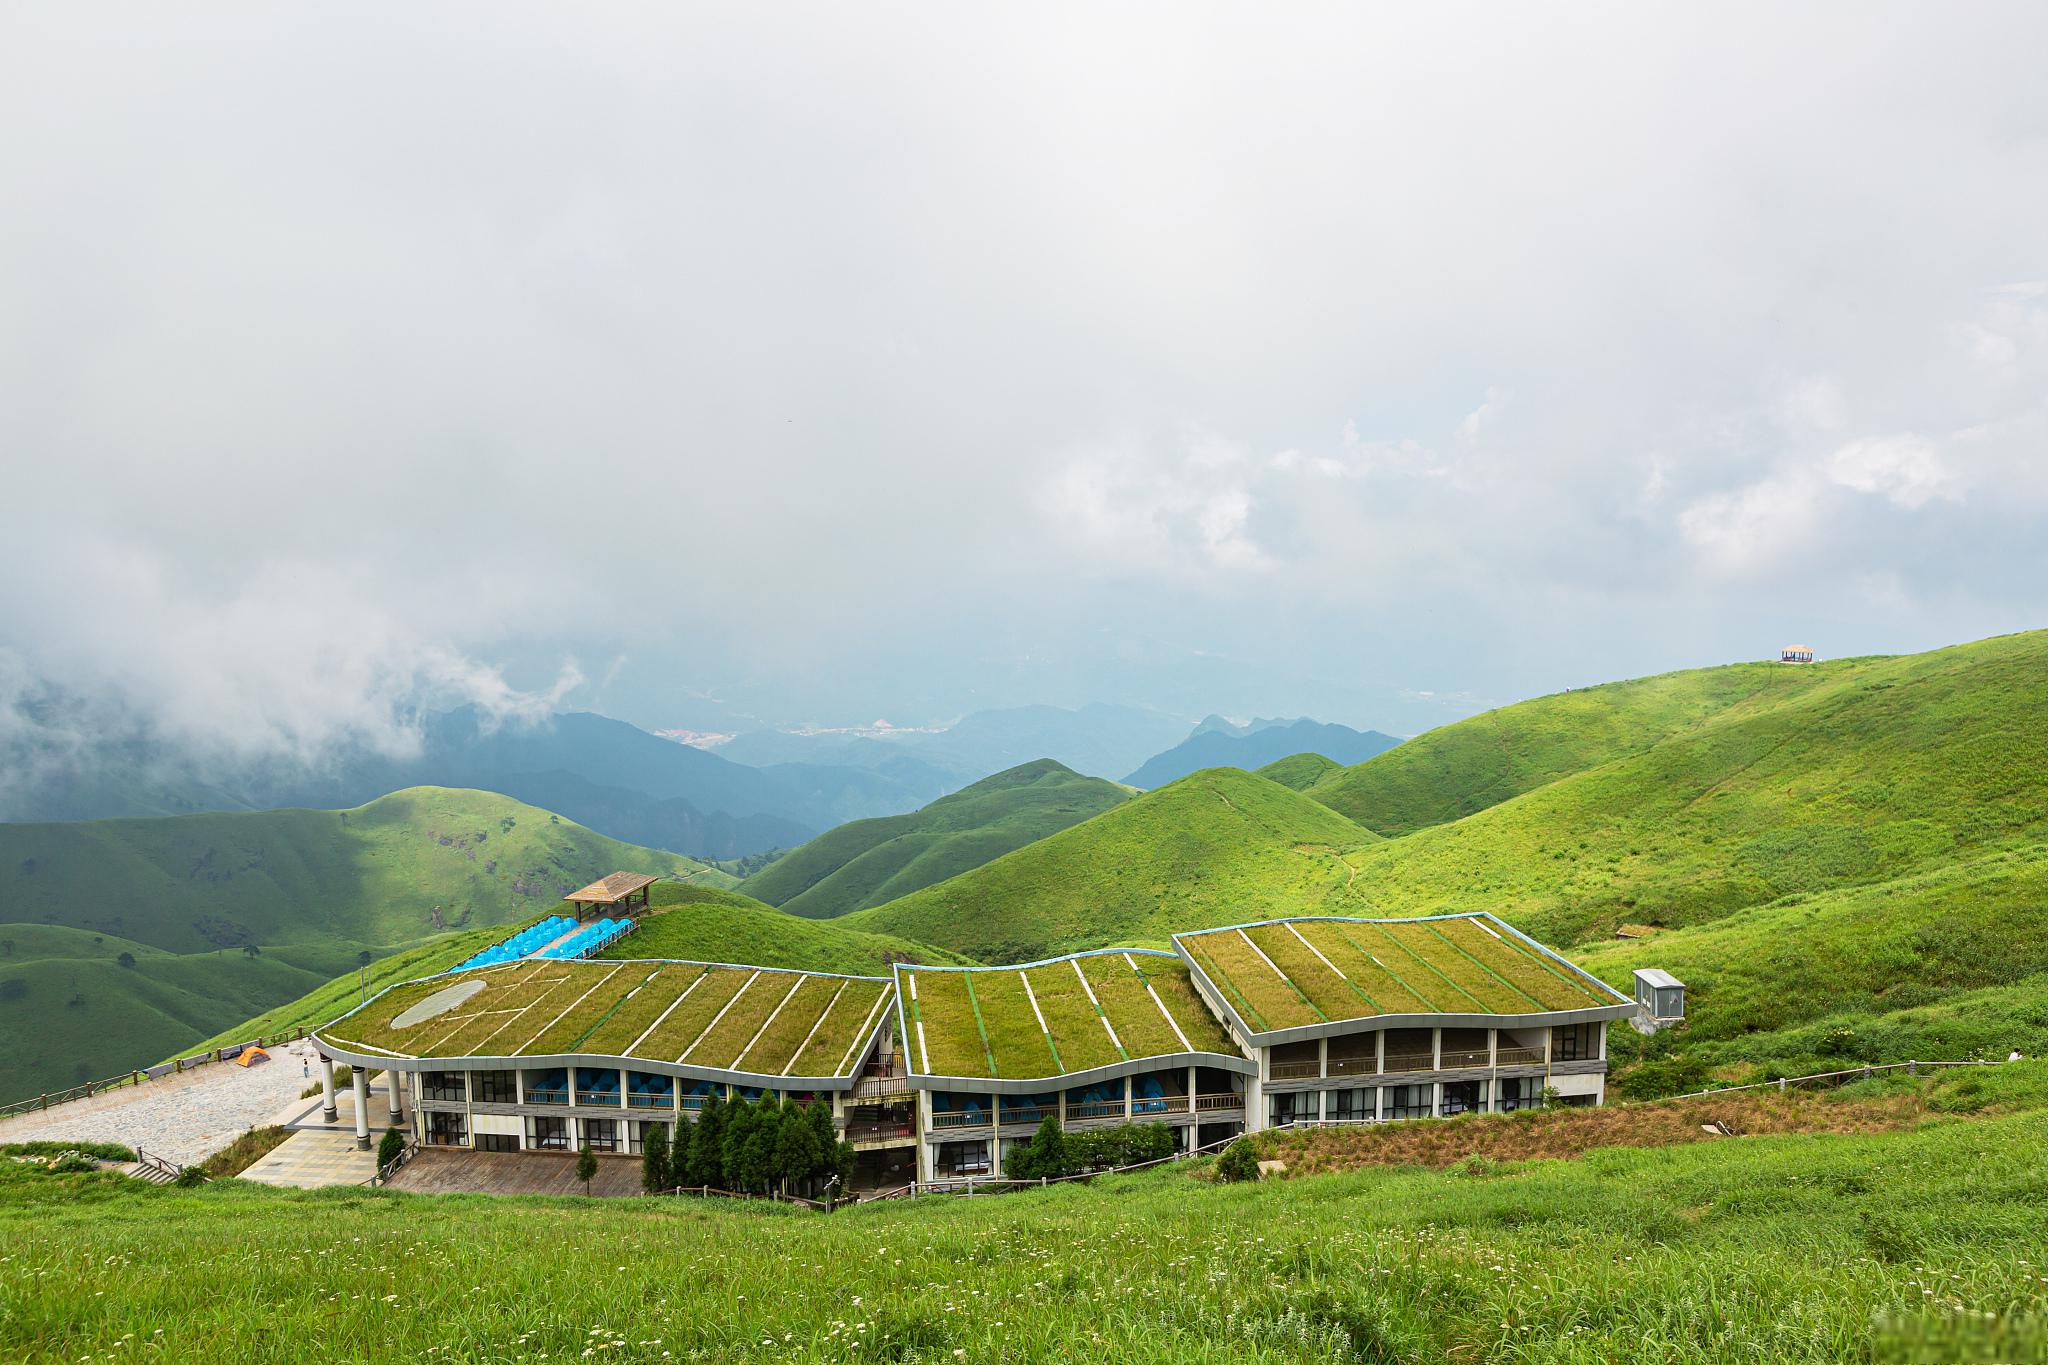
[237,1129,379,1188]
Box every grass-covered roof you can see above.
[897,951,1241,1082]
[317,958,892,1081]
[1173,913,1626,1035]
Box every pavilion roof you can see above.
[565,871,660,904]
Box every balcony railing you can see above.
[930,1109,993,1129]
[680,1095,707,1112]
[999,1107,1054,1126]
[846,1121,915,1142]
[524,1088,569,1106]
[626,1092,674,1110]
[1194,1092,1243,1111]
[1439,1049,1491,1069]
[574,1090,621,1107]
[1381,1052,1435,1073]
[1132,1095,1189,1116]
[1494,1046,1546,1066]
[1065,1100,1124,1121]
[1269,1060,1320,1080]
[1327,1054,1377,1077]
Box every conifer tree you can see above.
[640,1121,671,1194]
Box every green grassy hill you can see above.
[0,788,730,1102]
[1303,659,1849,834]
[1335,631,2048,946]
[840,768,1380,962]
[740,760,1131,919]
[593,882,971,973]
[1254,752,1343,790]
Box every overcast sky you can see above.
[3,3,2046,768]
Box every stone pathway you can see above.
[237,1129,379,1188]
[0,1041,323,1167]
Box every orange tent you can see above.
[233,1046,270,1067]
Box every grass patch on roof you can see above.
[1019,963,1122,1073]
[633,968,751,1063]
[573,965,709,1057]
[1241,924,1355,1020]
[903,970,992,1078]
[1133,956,1239,1055]
[735,975,844,1075]
[1183,930,1322,1032]
[790,979,890,1077]
[1076,955,1183,1060]
[967,971,1058,1078]
[517,965,669,1056]
[1298,922,1439,1013]
[683,971,806,1068]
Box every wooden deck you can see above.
[384,1147,649,1197]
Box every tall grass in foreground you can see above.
[4,1102,2046,1363]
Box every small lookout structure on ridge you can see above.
[1780,644,1815,664]
[565,871,658,921]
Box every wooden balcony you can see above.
[1380,1051,1435,1073]
[1269,1060,1321,1080]
[1438,1049,1491,1070]
[1193,1092,1243,1112]
[1065,1100,1125,1122]
[1494,1045,1547,1066]
[1327,1055,1378,1077]
[626,1092,674,1110]
[929,1109,993,1130]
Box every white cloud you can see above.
[1676,472,1825,576]
[1824,434,1961,509]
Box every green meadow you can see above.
[5,1068,2047,1363]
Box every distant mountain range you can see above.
[710,703,1192,783]
[1,706,961,859]
[1121,716,1402,789]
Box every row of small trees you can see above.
[639,1092,854,1199]
[1002,1116,1175,1181]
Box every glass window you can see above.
[423,1071,466,1103]
[581,1118,620,1153]
[1440,1080,1482,1116]
[939,1141,990,1176]
[1324,1088,1374,1121]
[525,1116,569,1150]
[1268,1091,1317,1127]
[425,1111,467,1146]
[477,1133,519,1153]
[1551,1024,1601,1062]
[472,1070,518,1104]
[1384,1084,1433,1120]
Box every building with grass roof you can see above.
[309,906,1633,1192]
[1173,912,1635,1129]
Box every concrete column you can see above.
[1122,1076,1132,1123]
[1245,1066,1265,1134]
[1374,1029,1384,1078]
[319,1056,338,1123]
[352,1068,371,1150]
[387,1066,406,1126]
[1317,1036,1328,1080]
[1488,1028,1498,1067]
[1597,1022,1608,1062]
[1431,1028,1442,1071]
[915,1088,934,1185]
[1056,1087,1067,1132]
[1431,1081,1443,1119]
[1186,1064,1196,1120]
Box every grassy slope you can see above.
[1304,659,1846,834]
[0,787,726,1102]
[1337,631,2048,945]
[841,768,1381,962]
[741,760,1131,920]
[1253,752,1343,791]
[4,1068,2046,1362]
[593,882,971,973]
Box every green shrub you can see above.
[376,1128,404,1170]
[640,1122,672,1194]
[1215,1138,1260,1183]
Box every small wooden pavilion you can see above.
[564,871,659,921]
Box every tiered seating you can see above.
[626,1071,675,1108]
[534,916,634,960]
[451,916,576,973]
